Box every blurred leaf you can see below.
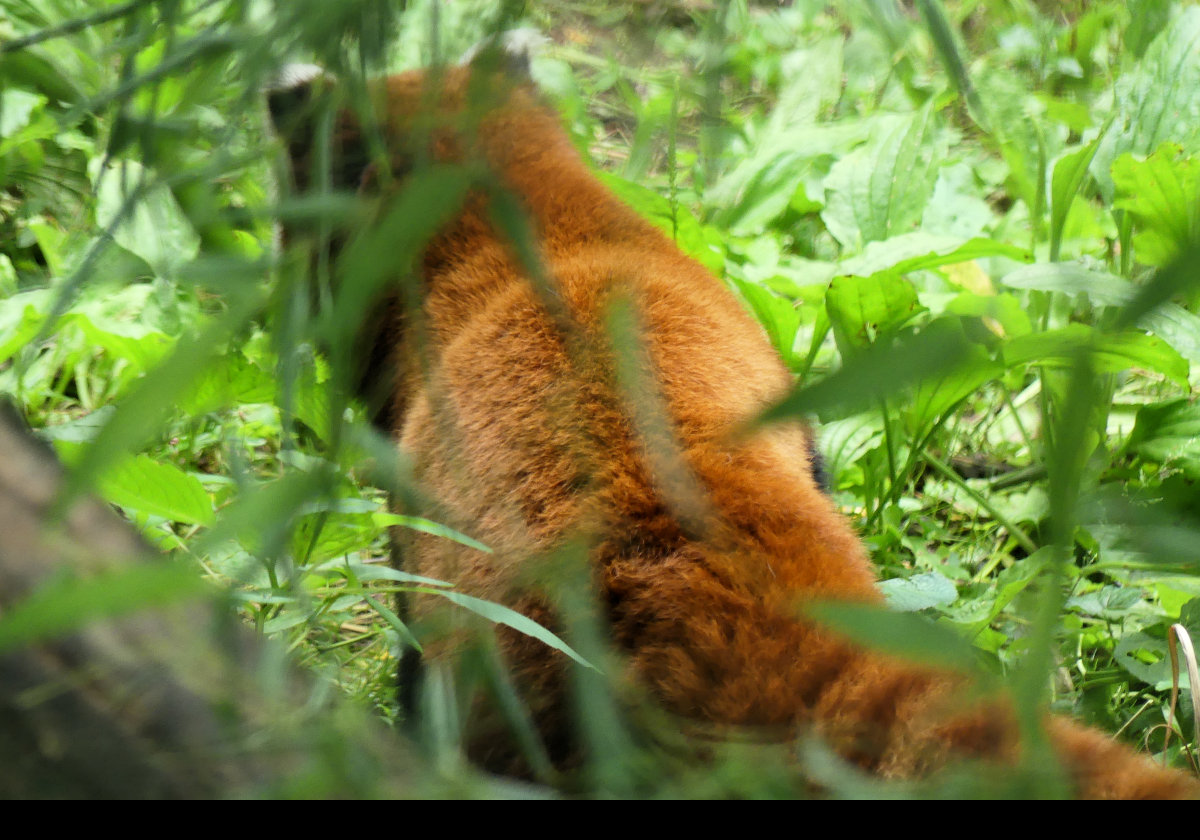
[0,88,42,137]
[93,159,200,279]
[333,560,451,588]
[422,589,596,671]
[710,117,867,232]
[373,512,492,554]
[332,164,472,352]
[761,318,981,423]
[0,563,210,653]
[906,333,1002,435]
[806,600,979,672]
[942,292,1032,341]
[39,406,117,444]
[714,151,825,235]
[1114,238,1200,332]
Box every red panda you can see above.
[268,53,1199,798]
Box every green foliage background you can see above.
[3,0,1200,796]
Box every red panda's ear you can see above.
[267,64,370,194]
[459,28,547,82]
[267,64,333,194]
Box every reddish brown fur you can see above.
[279,63,1197,797]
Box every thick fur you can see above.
[273,62,1198,798]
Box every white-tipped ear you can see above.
[267,62,331,93]
[460,27,548,75]
[266,62,335,140]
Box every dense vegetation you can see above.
[2,0,1200,796]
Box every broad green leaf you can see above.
[178,355,276,415]
[1125,398,1200,479]
[716,150,822,235]
[0,88,42,138]
[879,572,958,612]
[0,563,210,653]
[422,589,596,671]
[710,117,868,232]
[1001,263,1200,363]
[1112,144,1200,267]
[1113,631,1174,689]
[805,601,980,672]
[1180,598,1200,642]
[822,105,946,252]
[1091,8,1200,200]
[98,454,214,526]
[825,272,923,354]
[1155,583,1200,618]
[817,414,883,486]
[93,158,200,279]
[838,233,1031,279]
[1001,263,1130,301]
[64,312,173,378]
[1139,302,1200,366]
[1002,323,1189,386]
[261,608,310,635]
[921,163,995,240]
[1065,585,1144,620]
[964,550,1050,636]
